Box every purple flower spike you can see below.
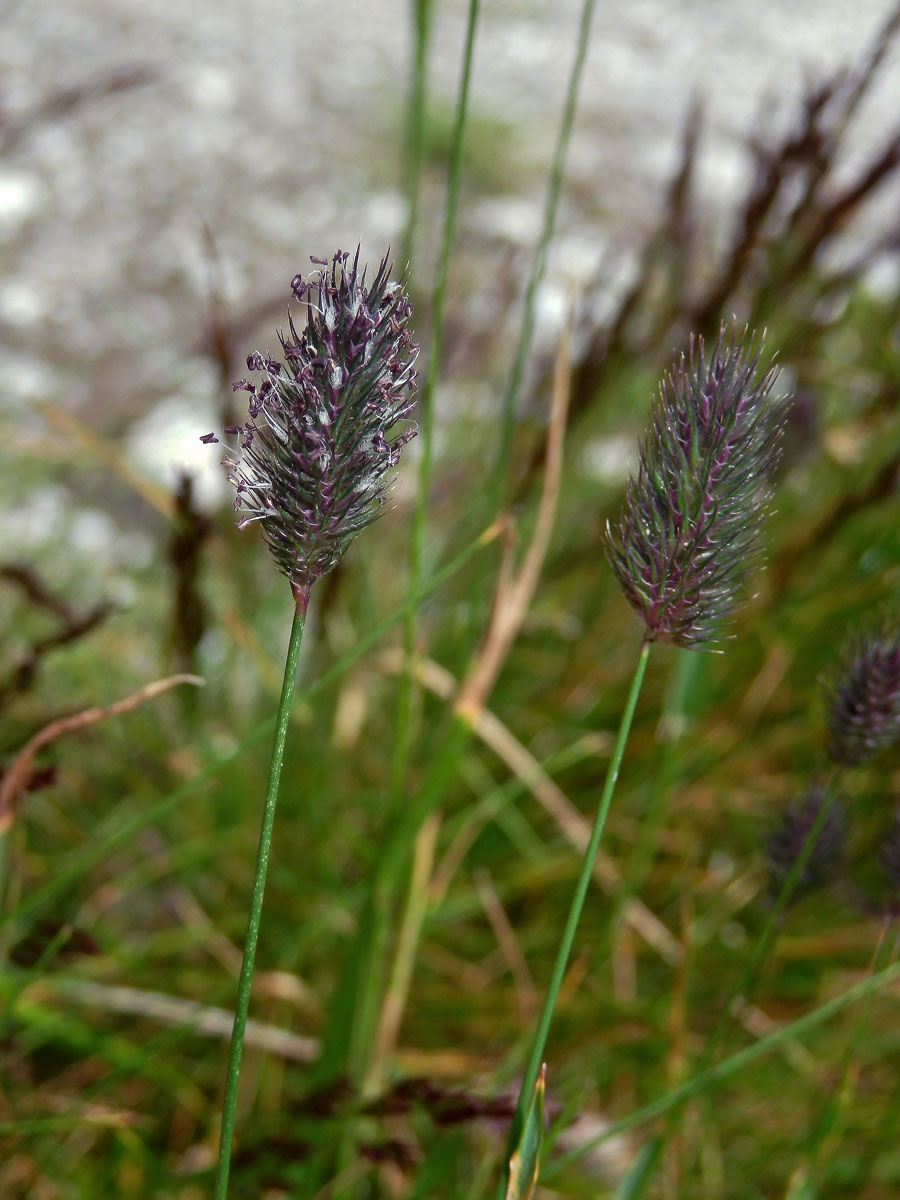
[826,619,900,766]
[766,784,844,901]
[212,248,418,609]
[605,327,789,648]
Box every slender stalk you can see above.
[399,0,433,271]
[704,774,838,1061]
[496,638,651,1197]
[214,595,308,1200]
[598,648,701,961]
[390,0,480,816]
[396,0,481,793]
[664,775,841,1186]
[487,0,597,515]
[350,0,480,1091]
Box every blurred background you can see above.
[4,1,900,1196]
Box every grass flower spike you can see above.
[825,619,900,766]
[766,784,844,901]
[606,327,790,647]
[220,248,418,610]
[207,247,416,1200]
[500,326,791,1196]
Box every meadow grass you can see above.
[3,2,900,1198]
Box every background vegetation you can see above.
[3,2,900,1197]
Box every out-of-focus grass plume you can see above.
[825,617,900,766]
[766,783,844,902]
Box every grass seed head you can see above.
[826,618,900,767]
[605,326,790,648]
[766,783,844,901]
[209,248,418,607]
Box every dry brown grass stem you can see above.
[453,298,573,725]
[474,866,539,1025]
[371,811,442,1086]
[0,673,204,834]
[37,402,176,519]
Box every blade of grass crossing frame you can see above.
[785,923,898,1196]
[783,1169,816,1200]
[543,958,900,1180]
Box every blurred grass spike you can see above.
[505,1063,546,1200]
[825,616,900,766]
[766,782,844,902]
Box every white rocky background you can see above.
[1,0,898,570]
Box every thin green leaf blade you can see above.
[614,1135,664,1200]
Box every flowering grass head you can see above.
[205,248,418,611]
[766,783,844,901]
[606,327,789,648]
[825,618,900,766]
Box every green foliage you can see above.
[5,2,900,1198]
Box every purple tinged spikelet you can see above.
[606,327,789,648]
[766,783,844,901]
[215,248,418,608]
[825,619,900,766]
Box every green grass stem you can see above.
[487,0,597,515]
[399,0,433,271]
[496,637,651,1197]
[214,599,307,1200]
[394,0,479,808]
[350,2,480,1099]
[673,775,841,1184]
[597,648,702,960]
[704,774,839,1062]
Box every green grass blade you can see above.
[613,1136,665,1200]
[487,0,597,513]
[4,525,496,937]
[544,958,900,1180]
[400,0,434,270]
[497,639,651,1198]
